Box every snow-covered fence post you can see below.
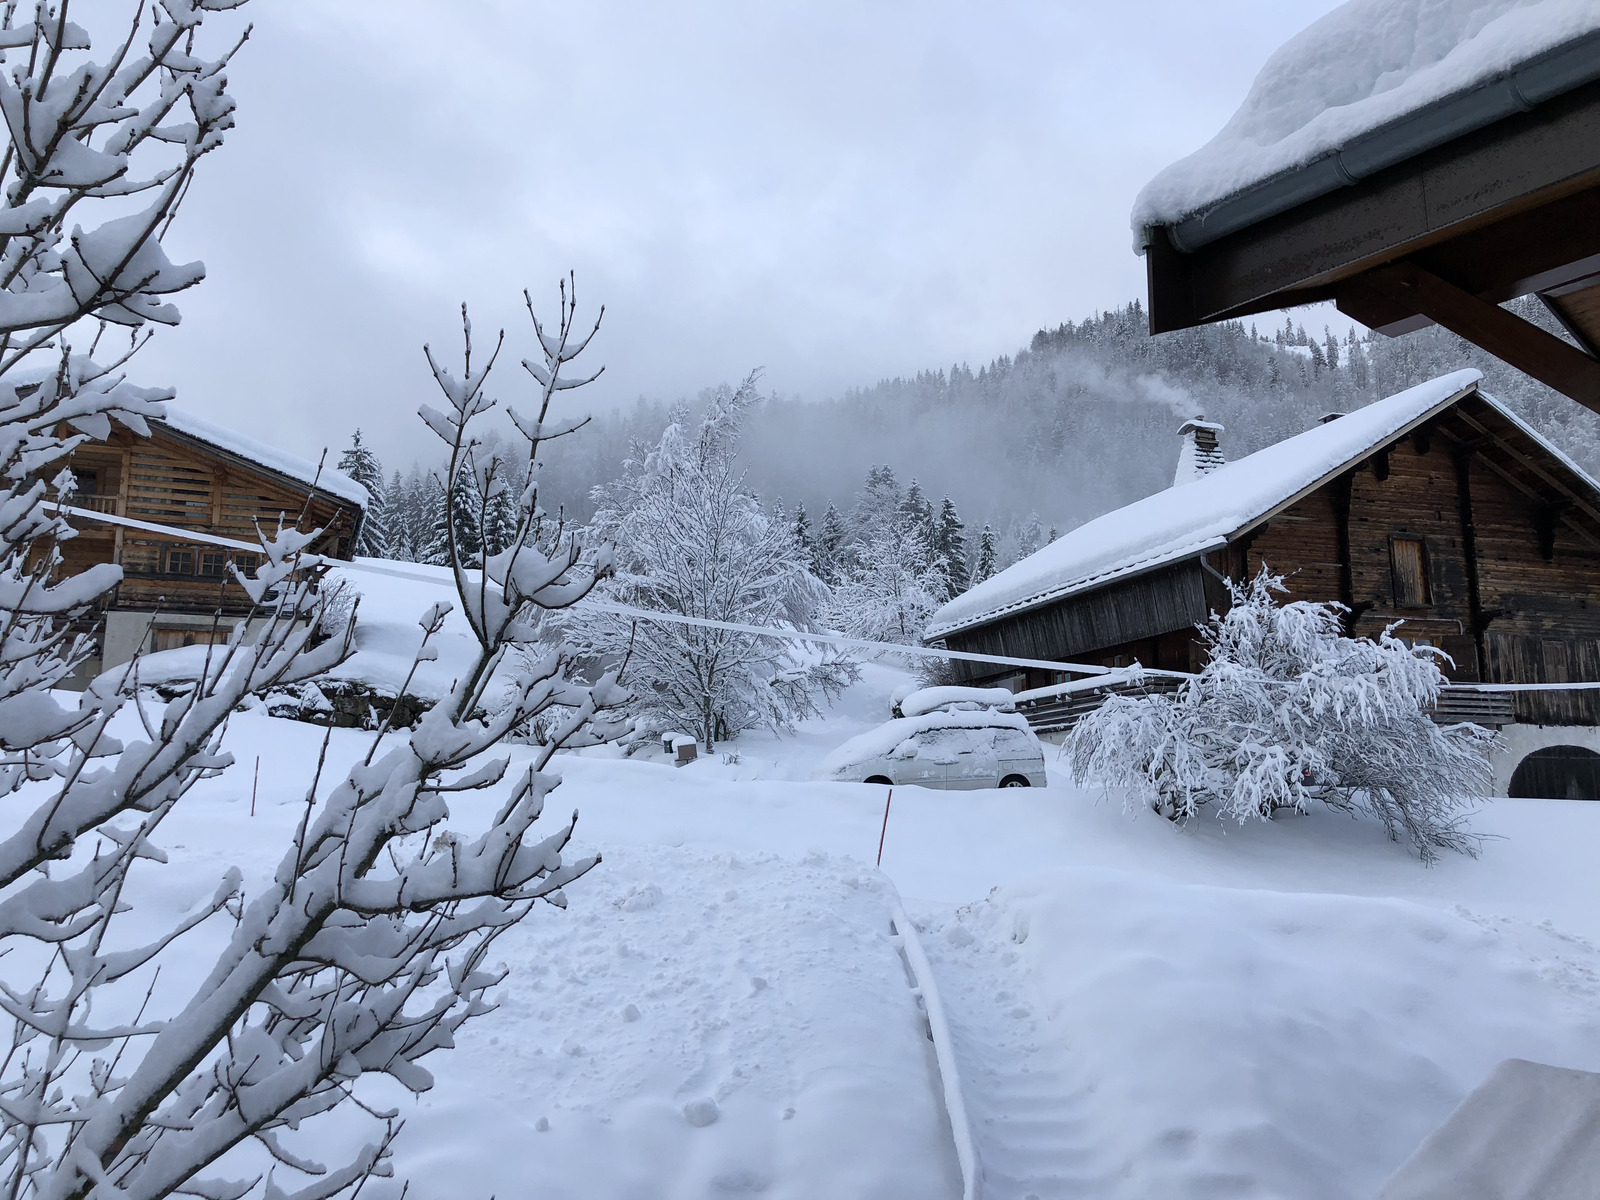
[1066,568,1498,862]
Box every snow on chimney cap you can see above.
[1318,411,1346,424]
[1174,416,1225,486]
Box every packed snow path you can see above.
[920,909,1116,1200]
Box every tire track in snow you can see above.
[918,905,1116,1200]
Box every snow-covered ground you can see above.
[123,650,1599,1200]
[110,566,1600,1197]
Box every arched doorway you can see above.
[1508,746,1600,800]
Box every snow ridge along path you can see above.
[918,903,1116,1200]
[889,895,983,1200]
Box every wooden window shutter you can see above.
[1390,537,1430,607]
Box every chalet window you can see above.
[164,547,194,575]
[234,552,260,577]
[1390,537,1430,607]
[199,550,228,577]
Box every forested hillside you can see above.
[382,296,1600,577]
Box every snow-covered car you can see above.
[811,708,1047,789]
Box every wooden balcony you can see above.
[67,494,120,514]
[1014,676,1517,735]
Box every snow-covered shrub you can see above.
[566,374,856,749]
[1066,569,1497,862]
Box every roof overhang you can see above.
[1143,69,1600,414]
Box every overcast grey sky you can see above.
[136,0,1346,469]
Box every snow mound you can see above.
[386,845,960,1199]
[321,560,484,701]
[1133,0,1600,238]
[898,685,1016,717]
[926,867,1600,1199]
[927,370,1482,639]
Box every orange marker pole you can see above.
[876,788,893,868]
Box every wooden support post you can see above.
[1453,450,1489,683]
[1339,261,1600,413]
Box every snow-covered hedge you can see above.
[1066,569,1497,862]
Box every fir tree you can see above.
[338,429,390,558]
[975,524,997,583]
[450,462,485,562]
[480,460,519,556]
[934,496,970,597]
[816,502,847,584]
[387,468,413,560]
[792,502,814,562]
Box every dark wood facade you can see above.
[940,389,1600,726]
[58,420,362,625]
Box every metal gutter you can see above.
[1157,28,1600,254]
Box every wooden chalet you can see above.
[57,408,367,672]
[925,372,1600,795]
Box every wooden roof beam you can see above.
[1449,404,1600,522]
[1431,419,1600,549]
[1337,260,1600,412]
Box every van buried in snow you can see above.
[811,706,1047,790]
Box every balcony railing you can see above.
[1013,675,1517,735]
[65,494,120,514]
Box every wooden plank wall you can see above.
[1232,415,1600,722]
[943,560,1210,684]
[61,429,358,615]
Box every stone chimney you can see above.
[1173,417,1225,486]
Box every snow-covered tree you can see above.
[824,465,951,643]
[339,428,390,557]
[479,455,520,556]
[1066,569,1497,863]
[419,473,452,566]
[815,501,847,585]
[0,2,626,1188]
[569,373,855,748]
[792,501,813,563]
[974,523,998,583]
[934,496,970,598]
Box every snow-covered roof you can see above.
[927,370,1503,640]
[153,408,369,509]
[1132,0,1600,246]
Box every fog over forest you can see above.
[384,296,1600,577]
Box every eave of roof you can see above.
[1148,26,1600,254]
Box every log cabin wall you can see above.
[1223,397,1600,725]
[59,426,360,618]
[939,559,1217,687]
